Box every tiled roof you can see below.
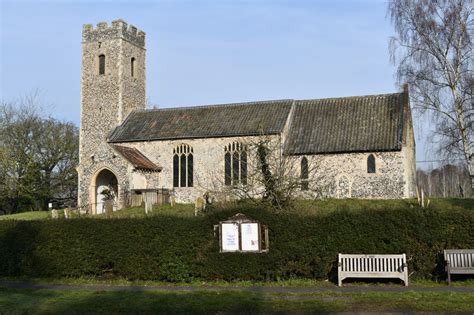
[111,145,161,171]
[108,92,407,155]
[284,93,404,154]
[108,100,293,142]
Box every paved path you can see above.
[1,280,473,293]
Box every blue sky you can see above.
[0,0,432,164]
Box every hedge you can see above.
[0,203,472,282]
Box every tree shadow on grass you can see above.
[0,287,348,314]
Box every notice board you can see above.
[217,213,268,253]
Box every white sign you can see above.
[241,223,260,251]
[48,203,53,209]
[221,223,239,252]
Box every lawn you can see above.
[0,210,50,221]
[0,286,473,314]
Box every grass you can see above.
[96,203,196,219]
[0,203,196,221]
[0,198,472,221]
[3,276,474,288]
[0,210,50,221]
[0,286,473,314]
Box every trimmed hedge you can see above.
[0,203,473,281]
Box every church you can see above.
[77,20,416,214]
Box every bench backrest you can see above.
[339,254,406,273]
[444,249,474,269]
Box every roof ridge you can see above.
[296,92,402,103]
[131,93,402,114]
[134,99,294,113]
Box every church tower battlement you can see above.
[79,19,146,164]
[82,20,146,48]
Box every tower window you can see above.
[99,54,105,75]
[367,154,376,173]
[173,144,194,187]
[131,57,136,77]
[301,157,309,190]
[224,142,248,186]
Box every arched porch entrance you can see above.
[92,168,118,214]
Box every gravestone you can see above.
[104,200,114,219]
[170,196,176,207]
[51,209,59,219]
[144,191,155,214]
[195,196,205,216]
[64,208,71,219]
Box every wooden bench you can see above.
[444,249,474,285]
[338,253,408,286]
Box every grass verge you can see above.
[0,286,473,314]
[2,276,474,288]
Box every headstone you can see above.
[195,197,205,216]
[170,196,176,207]
[51,209,59,219]
[144,191,155,214]
[104,200,114,219]
[64,208,71,219]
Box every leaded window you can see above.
[173,144,194,187]
[224,142,248,186]
[367,154,376,174]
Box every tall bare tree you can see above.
[388,0,473,177]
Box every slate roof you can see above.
[108,92,407,155]
[285,93,405,155]
[109,100,293,143]
[111,145,161,171]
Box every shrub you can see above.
[0,200,472,282]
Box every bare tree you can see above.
[199,135,325,210]
[0,95,79,214]
[417,163,472,197]
[388,0,473,175]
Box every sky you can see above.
[0,0,434,165]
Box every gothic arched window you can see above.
[367,154,376,174]
[173,144,193,187]
[99,54,105,75]
[224,142,248,186]
[131,57,136,77]
[301,157,309,190]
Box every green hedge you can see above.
[0,204,472,281]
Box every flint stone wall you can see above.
[118,135,414,203]
[299,147,415,199]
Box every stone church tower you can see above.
[77,20,146,213]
